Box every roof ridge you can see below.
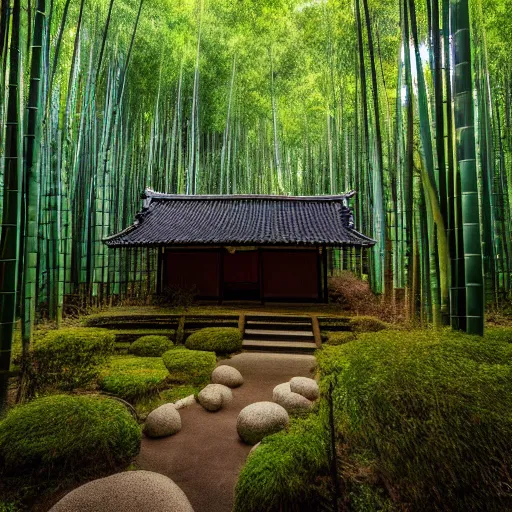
[143,188,356,202]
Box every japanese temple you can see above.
[104,189,375,302]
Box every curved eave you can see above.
[104,234,377,248]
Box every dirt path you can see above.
[136,352,317,512]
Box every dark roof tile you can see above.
[104,189,376,247]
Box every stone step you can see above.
[244,328,315,342]
[245,320,312,330]
[244,314,312,324]
[242,339,317,354]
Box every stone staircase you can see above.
[242,314,318,354]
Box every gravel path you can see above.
[136,352,317,512]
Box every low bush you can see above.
[99,356,170,401]
[325,331,357,345]
[349,316,387,333]
[317,329,512,510]
[31,328,115,391]
[234,414,329,512]
[129,335,174,357]
[485,326,512,343]
[0,395,140,480]
[162,348,216,385]
[329,271,375,313]
[185,327,242,354]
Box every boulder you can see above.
[237,401,289,445]
[273,382,312,414]
[289,376,320,401]
[211,365,244,388]
[50,470,194,512]
[198,384,233,412]
[144,404,181,438]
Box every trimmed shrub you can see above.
[0,395,141,480]
[234,415,328,512]
[32,328,115,391]
[185,327,242,354]
[129,335,174,357]
[349,316,387,333]
[162,348,216,385]
[99,356,170,401]
[317,329,512,510]
[325,331,357,345]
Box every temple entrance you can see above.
[223,250,260,300]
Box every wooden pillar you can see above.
[259,247,265,304]
[316,246,322,302]
[218,248,224,304]
[311,315,322,348]
[156,247,164,294]
[323,244,329,303]
[238,313,246,338]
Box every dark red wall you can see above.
[223,251,259,283]
[166,250,220,297]
[262,250,319,299]
[164,248,320,301]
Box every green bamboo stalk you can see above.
[0,0,21,413]
[451,0,484,334]
[19,0,46,400]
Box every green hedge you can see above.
[162,348,216,385]
[129,335,174,357]
[99,356,170,401]
[348,316,387,333]
[0,395,140,480]
[317,329,512,510]
[185,327,242,354]
[325,331,357,345]
[32,328,115,391]
[234,415,328,512]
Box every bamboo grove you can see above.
[1,0,511,402]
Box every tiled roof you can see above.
[104,189,376,248]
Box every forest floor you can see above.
[136,352,317,512]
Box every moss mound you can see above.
[162,348,216,385]
[325,331,357,345]
[32,328,115,391]
[348,316,387,333]
[0,395,141,480]
[185,327,242,354]
[234,415,328,512]
[99,356,170,401]
[129,335,174,357]
[317,329,512,510]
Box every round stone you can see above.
[49,470,194,512]
[289,376,320,401]
[236,401,289,445]
[198,384,233,412]
[144,404,182,438]
[211,365,244,388]
[273,382,312,414]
